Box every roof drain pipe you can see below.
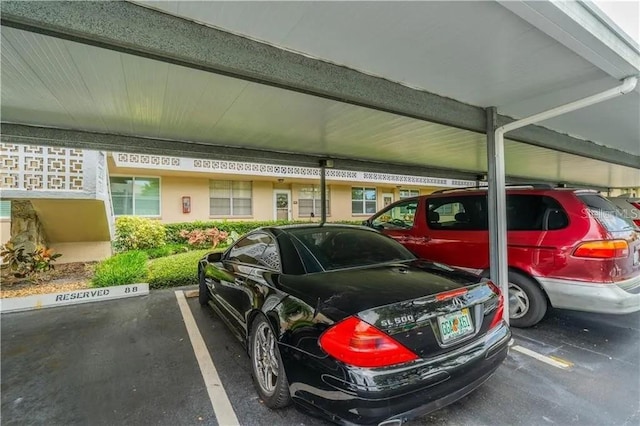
[487,76,638,325]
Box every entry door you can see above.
[383,193,394,208]
[274,190,292,220]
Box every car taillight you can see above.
[435,287,468,301]
[573,240,629,259]
[319,316,418,368]
[486,281,504,329]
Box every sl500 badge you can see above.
[380,314,415,327]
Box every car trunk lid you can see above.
[279,260,503,359]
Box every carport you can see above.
[1,1,639,319]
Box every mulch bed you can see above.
[0,262,96,298]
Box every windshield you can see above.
[578,194,634,232]
[288,228,415,271]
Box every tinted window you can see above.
[427,196,487,230]
[579,194,634,232]
[506,195,568,231]
[372,199,418,230]
[227,233,269,265]
[288,228,415,271]
[259,241,281,271]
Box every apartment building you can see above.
[10,143,634,263]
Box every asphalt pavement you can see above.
[2,288,638,426]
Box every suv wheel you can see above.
[508,272,547,328]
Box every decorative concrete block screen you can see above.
[0,143,84,191]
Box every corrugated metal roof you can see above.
[2,26,637,187]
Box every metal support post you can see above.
[487,76,636,324]
[486,107,510,325]
[320,161,327,224]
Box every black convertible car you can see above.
[198,225,510,425]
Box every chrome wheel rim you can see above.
[253,322,278,396]
[508,283,530,319]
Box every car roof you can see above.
[423,186,599,198]
[262,223,375,233]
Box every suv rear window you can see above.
[578,194,634,232]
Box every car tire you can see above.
[249,316,291,409]
[508,271,547,328]
[198,268,210,306]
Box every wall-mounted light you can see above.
[277,178,285,183]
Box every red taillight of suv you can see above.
[319,317,418,368]
[486,281,504,329]
[573,240,629,259]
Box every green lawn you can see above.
[147,249,210,289]
[92,248,225,289]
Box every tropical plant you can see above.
[0,241,62,278]
[179,227,229,249]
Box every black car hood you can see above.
[278,260,482,322]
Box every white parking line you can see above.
[175,291,240,426]
[512,345,573,370]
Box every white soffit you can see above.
[137,0,640,156]
[2,26,638,188]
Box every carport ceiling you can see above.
[1,1,639,188]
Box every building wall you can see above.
[160,176,210,223]
[1,219,10,245]
[49,241,112,264]
[109,167,433,222]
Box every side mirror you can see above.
[207,252,222,263]
[362,219,372,227]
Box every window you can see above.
[227,233,268,265]
[579,194,632,232]
[0,200,10,219]
[427,194,569,231]
[288,228,414,271]
[399,189,419,199]
[210,181,252,216]
[352,187,377,215]
[110,177,160,216]
[372,199,418,230]
[298,185,330,217]
[259,240,281,271]
[506,195,568,231]
[427,196,487,230]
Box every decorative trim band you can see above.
[113,153,477,188]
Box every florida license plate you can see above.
[437,308,474,344]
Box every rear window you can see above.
[288,228,415,271]
[578,194,634,232]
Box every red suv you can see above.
[366,185,640,327]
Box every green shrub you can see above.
[92,251,149,287]
[143,243,190,259]
[147,249,212,289]
[114,216,166,252]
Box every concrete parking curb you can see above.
[0,283,149,314]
